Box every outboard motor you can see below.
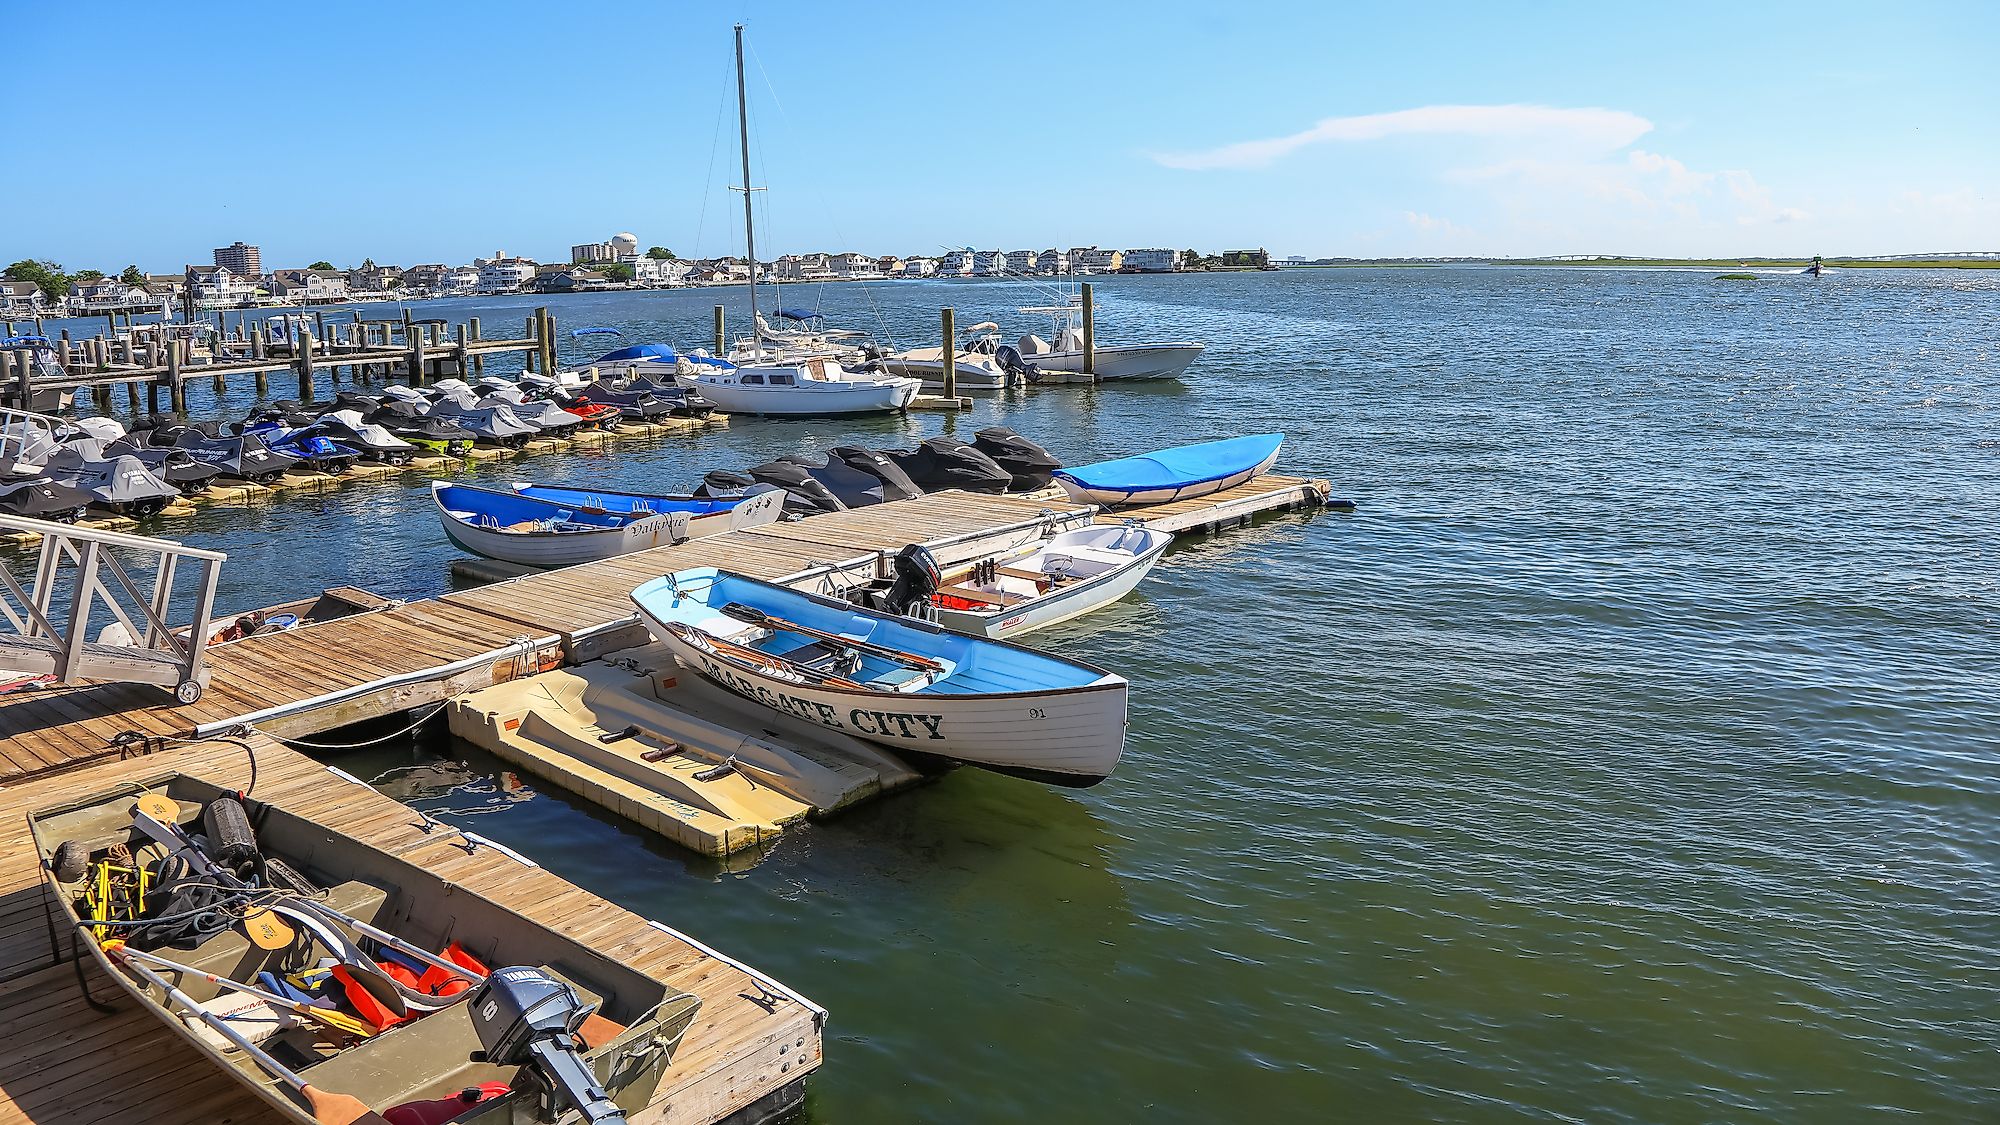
[882,437,1012,494]
[746,459,849,516]
[468,967,627,1124]
[881,543,941,616]
[972,427,1063,491]
[993,344,1038,383]
[828,446,923,503]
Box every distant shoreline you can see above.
[1283,257,2000,270]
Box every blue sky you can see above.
[5,0,1995,270]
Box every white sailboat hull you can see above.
[677,374,920,415]
[1026,342,1204,381]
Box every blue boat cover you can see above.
[1055,433,1283,493]
[774,308,817,321]
[1,335,51,347]
[571,326,622,337]
[596,343,677,363]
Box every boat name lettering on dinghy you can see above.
[696,657,947,739]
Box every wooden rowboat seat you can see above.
[937,583,1028,606]
[994,566,1049,583]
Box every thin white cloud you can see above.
[1152,104,1653,171]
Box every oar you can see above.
[719,603,944,673]
[668,622,865,689]
[106,944,391,1125]
[105,941,375,1038]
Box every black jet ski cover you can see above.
[174,428,301,482]
[772,453,897,508]
[827,446,923,504]
[972,427,1062,491]
[882,437,1011,494]
[695,468,758,498]
[746,459,849,515]
[0,476,93,521]
[106,438,225,488]
[364,399,426,422]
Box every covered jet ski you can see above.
[103,438,225,490]
[173,427,301,483]
[0,476,92,521]
[769,453,902,509]
[41,449,179,518]
[882,436,1013,494]
[328,389,385,414]
[599,372,715,418]
[485,395,584,436]
[300,409,417,464]
[367,407,476,454]
[573,378,672,421]
[242,400,318,430]
[972,427,1062,491]
[425,398,540,446]
[741,461,849,516]
[826,446,924,505]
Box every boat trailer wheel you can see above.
[175,681,203,705]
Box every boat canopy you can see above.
[596,343,677,363]
[1,335,52,347]
[571,326,622,338]
[774,308,818,321]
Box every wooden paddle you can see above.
[675,624,866,690]
[718,603,945,672]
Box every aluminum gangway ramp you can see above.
[0,514,223,703]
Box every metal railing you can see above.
[0,514,225,704]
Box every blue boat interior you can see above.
[635,569,1107,694]
[1057,433,1282,491]
[437,484,631,532]
[517,485,739,517]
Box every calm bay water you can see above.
[22,268,2000,1120]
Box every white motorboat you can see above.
[1014,300,1204,381]
[634,566,1130,786]
[846,525,1173,638]
[878,323,1020,390]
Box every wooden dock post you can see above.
[941,307,957,399]
[714,305,726,355]
[523,316,538,373]
[165,334,185,414]
[1081,282,1095,381]
[6,350,26,408]
[296,328,316,402]
[125,379,140,417]
[409,324,428,386]
[469,317,483,376]
[454,322,468,378]
[534,307,553,374]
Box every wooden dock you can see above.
[0,472,1331,1124]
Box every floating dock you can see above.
[0,472,1331,1124]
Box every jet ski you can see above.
[67,417,129,445]
[173,427,301,483]
[328,390,385,415]
[370,412,475,456]
[425,398,541,446]
[0,475,92,521]
[971,428,1063,491]
[482,394,584,436]
[244,423,361,473]
[600,373,714,418]
[743,459,850,516]
[103,438,225,490]
[574,378,674,421]
[827,446,924,504]
[243,400,318,429]
[301,410,418,464]
[41,448,179,518]
[379,384,430,405]
[881,437,1013,494]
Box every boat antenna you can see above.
[733,23,763,360]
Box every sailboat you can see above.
[673,27,922,417]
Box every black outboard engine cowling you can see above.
[468,967,627,1124]
[882,544,941,616]
[972,427,1063,491]
[746,460,849,516]
[993,344,1039,382]
[828,446,923,504]
[882,437,1012,494]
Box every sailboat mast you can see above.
[734,23,760,357]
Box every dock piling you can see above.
[296,329,316,403]
[714,305,726,355]
[469,317,483,377]
[941,307,956,399]
[1081,283,1095,381]
[165,336,185,414]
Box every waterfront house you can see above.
[972,250,1007,277]
[68,277,145,313]
[346,263,404,293]
[877,255,904,276]
[773,253,832,281]
[1218,248,1274,270]
[0,280,51,316]
[401,264,447,295]
[1121,248,1178,273]
[830,253,878,279]
[445,265,479,295]
[937,250,976,277]
[632,255,689,287]
[143,276,185,308]
[1036,249,1069,275]
[1002,249,1038,274]
[901,257,937,278]
[185,265,255,309]
[1068,247,1123,273]
[476,254,539,294]
[269,268,352,304]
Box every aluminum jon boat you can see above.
[633,567,1129,787]
[433,481,784,567]
[1053,433,1283,507]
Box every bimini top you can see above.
[1055,433,1284,492]
[571,326,622,338]
[1,335,52,348]
[596,343,676,363]
[774,308,821,321]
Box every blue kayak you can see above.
[1053,433,1283,507]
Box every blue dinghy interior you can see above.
[515,484,743,517]
[435,482,633,531]
[633,568,1112,694]
[1055,433,1284,494]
